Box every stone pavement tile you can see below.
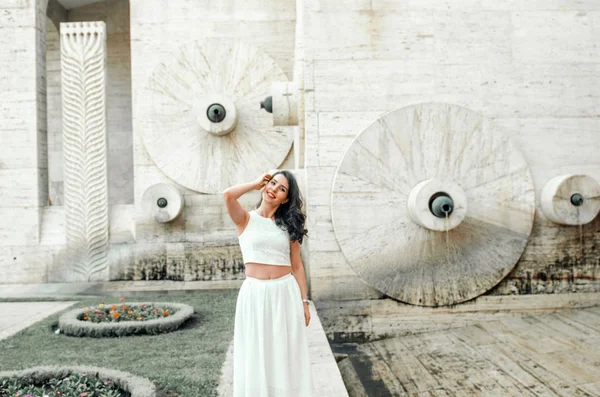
[0,301,77,341]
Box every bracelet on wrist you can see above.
[302,298,309,304]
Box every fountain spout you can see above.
[429,193,454,218]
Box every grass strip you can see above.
[0,289,238,397]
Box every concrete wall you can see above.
[0,0,49,281]
[2,0,599,292]
[304,0,600,301]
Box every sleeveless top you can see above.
[237,210,291,266]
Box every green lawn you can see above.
[0,289,239,397]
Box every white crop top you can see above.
[237,210,291,267]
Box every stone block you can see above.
[0,246,50,284]
[318,135,355,167]
[313,59,435,111]
[109,204,135,244]
[373,0,482,10]
[318,112,382,137]
[480,63,600,117]
[0,169,45,207]
[306,166,336,207]
[0,6,34,28]
[308,0,483,10]
[488,117,600,196]
[0,208,39,246]
[306,0,371,11]
[0,131,36,169]
[306,217,339,253]
[435,64,486,95]
[311,274,384,301]
[512,11,600,63]
[39,206,65,246]
[433,11,513,64]
[306,11,434,61]
[482,0,600,10]
[304,112,319,167]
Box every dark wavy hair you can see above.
[255,170,309,244]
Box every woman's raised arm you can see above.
[223,173,272,226]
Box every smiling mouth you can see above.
[267,192,276,199]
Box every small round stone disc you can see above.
[541,174,600,225]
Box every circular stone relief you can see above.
[331,103,536,306]
[142,38,292,194]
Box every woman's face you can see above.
[263,174,289,205]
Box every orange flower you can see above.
[163,310,169,316]
[119,297,125,302]
[94,309,100,313]
[128,310,134,315]
[113,312,120,319]
[123,306,129,311]
[84,309,89,313]
[83,316,89,321]
[137,317,142,321]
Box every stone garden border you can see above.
[58,302,194,337]
[0,365,156,397]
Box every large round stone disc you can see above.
[331,103,536,306]
[141,38,292,193]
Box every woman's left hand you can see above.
[303,303,311,327]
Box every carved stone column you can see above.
[60,22,109,281]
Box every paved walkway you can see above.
[0,301,77,341]
[334,305,600,396]
[217,301,349,396]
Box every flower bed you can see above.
[58,299,194,338]
[0,365,156,397]
[80,298,175,323]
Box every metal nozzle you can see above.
[260,96,273,113]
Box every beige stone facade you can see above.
[0,0,599,312]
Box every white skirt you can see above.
[233,272,313,397]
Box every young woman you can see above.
[223,170,313,397]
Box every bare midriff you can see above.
[244,263,292,280]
